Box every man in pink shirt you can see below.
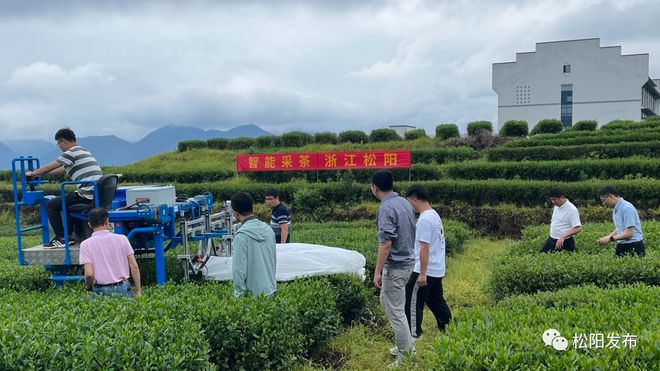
[79,208,141,297]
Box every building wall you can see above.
[493,39,650,127]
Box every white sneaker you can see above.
[388,346,415,356]
[389,347,401,356]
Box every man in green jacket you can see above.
[230,192,277,297]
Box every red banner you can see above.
[236,150,411,172]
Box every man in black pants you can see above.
[596,186,645,256]
[25,128,102,247]
[404,184,451,339]
[539,188,582,253]
[265,188,291,244]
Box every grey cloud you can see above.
[0,0,658,141]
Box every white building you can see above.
[493,38,660,128]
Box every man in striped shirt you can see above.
[264,188,290,243]
[25,128,103,247]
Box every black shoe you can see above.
[44,238,65,249]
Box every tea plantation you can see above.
[0,117,658,369]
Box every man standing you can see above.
[370,170,415,364]
[232,192,277,297]
[25,128,103,247]
[265,188,291,244]
[404,184,452,340]
[596,186,645,256]
[79,208,141,297]
[539,188,582,253]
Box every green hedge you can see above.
[0,275,373,370]
[498,120,528,137]
[531,119,563,135]
[410,147,479,163]
[314,132,338,144]
[338,130,368,143]
[281,131,313,147]
[177,140,207,152]
[255,135,281,148]
[489,221,659,299]
[488,252,660,300]
[467,120,493,135]
[571,120,598,131]
[227,137,256,150]
[503,130,660,148]
[445,158,660,182]
[432,284,659,369]
[369,128,400,142]
[117,169,236,183]
[487,141,660,161]
[207,137,230,149]
[436,205,659,238]
[602,118,660,130]
[404,128,427,140]
[3,179,659,208]
[435,123,459,140]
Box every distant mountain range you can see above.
[1,124,271,169]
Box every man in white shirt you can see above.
[539,188,582,253]
[403,184,452,340]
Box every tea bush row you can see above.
[503,130,660,148]
[432,284,658,369]
[0,275,372,370]
[487,141,660,161]
[445,158,660,182]
[488,252,659,300]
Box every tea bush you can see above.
[531,119,563,135]
[498,120,528,137]
[338,130,369,144]
[0,274,372,370]
[207,137,230,149]
[503,130,660,148]
[445,158,660,181]
[489,252,659,299]
[404,128,427,140]
[255,135,281,148]
[487,141,660,161]
[369,128,400,142]
[432,284,659,369]
[467,120,493,135]
[571,120,598,131]
[227,137,256,150]
[281,131,313,147]
[314,132,338,144]
[177,140,207,152]
[435,123,460,140]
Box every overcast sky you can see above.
[1,0,658,142]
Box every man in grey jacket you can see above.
[370,170,416,365]
[231,192,277,298]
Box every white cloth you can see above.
[204,243,366,281]
[413,209,446,278]
[550,200,581,239]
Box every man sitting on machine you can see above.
[25,128,103,247]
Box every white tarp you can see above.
[204,243,366,281]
